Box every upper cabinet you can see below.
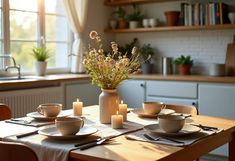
[104,0,235,33]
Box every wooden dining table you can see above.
[1,105,235,161]
[69,106,235,161]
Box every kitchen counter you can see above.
[0,74,235,90]
[0,74,90,90]
[131,74,235,83]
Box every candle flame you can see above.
[116,111,119,115]
[77,98,79,102]
[121,100,123,104]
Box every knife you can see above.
[16,130,38,138]
[190,124,219,131]
[77,138,109,150]
[75,127,143,149]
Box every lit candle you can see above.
[111,111,123,129]
[73,98,83,116]
[119,100,127,121]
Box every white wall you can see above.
[84,0,235,75]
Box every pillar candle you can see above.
[119,100,127,121]
[111,111,123,129]
[73,98,83,116]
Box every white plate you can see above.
[26,111,72,121]
[144,124,201,136]
[131,108,175,118]
[38,125,98,140]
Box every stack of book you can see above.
[180,2,230,26]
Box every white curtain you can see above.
[63,0,88,73]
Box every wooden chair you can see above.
[164,103,198,116]
[0,103,11,121]
[0,141,38,161]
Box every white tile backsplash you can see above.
[114,29,235,75]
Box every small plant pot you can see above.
[142,63,153,74]
[118,20,128,29]
[129,21,140,29]
[164,11,180,26]
[35,61,47,76]
[109,20,117,29]
[178,64,192,75]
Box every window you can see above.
[1,0,71,73]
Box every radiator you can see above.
[0,86,63,118]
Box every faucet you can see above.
[0,55,21,79]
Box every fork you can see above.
[11,118,32,124]
[143,134,184,144]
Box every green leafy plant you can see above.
[119,38,139,58]
[139,44,154,64]
[112,7,126,20]
[126,4,144,21]
[174,55,193,65]
[31,47,50,62]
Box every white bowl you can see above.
[55,117,84,136]
[158,114,185,133]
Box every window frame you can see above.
[0,0,72,74]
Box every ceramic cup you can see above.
[158,114,185,133]
[149,18,157,27]
[142,19,149,28]
[37,103,62,117]
[228,12,235,24]
[55,116,84,136]
[142,102,166,115]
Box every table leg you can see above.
[229,132,235,161]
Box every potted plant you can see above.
[126,4,144,29]
[174,55,193,75]
[139,43,154,74]
[112,7,128,29]
[119,38,139,58]
[31,47,50,76]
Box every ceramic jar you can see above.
[99,89,119,124]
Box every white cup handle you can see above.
[81,119,84,128]
[37,106,44,115]
[162,104,166,109]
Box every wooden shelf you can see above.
[105,24,235,33]
[104,0,179,6]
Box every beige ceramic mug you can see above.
[37,103,62,117]
[143,102,166,115]
[158,114,185,133]
[55,117,84,136]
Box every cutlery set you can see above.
[74,127,143,150]
[190,124,220,131]
[143,134,184,144]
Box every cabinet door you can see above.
[146,81,197,99]
[147,97,197,107]
[117,80,145,108]
[65,81,101,108]
[199,83,235,157]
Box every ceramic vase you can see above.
[99,88,119,124]
[35,61,47,76]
